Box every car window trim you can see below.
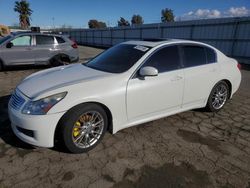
[131,44,182,79]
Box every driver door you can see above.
[2,35,35,65]
[126,45,184,121]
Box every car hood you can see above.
[17,64,112,98]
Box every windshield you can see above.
[0,35,11,44]
[85,44,150,73]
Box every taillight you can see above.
[71,40,78,49]
[237,63,241,70]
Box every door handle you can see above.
[171,76,183,81]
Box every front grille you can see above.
[9,90,25,111]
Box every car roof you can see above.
[122,38,205,47]
[12,31,64,38]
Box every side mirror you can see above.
[6,42,13,48]
[139,66,158,77]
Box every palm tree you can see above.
[161,8,175,22]
[14,0,32,29]
[131,15,144,25]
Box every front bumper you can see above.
[8,104,65,148]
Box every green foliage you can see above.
[88,20,107,29]
[161,8,175,22]
[131,14,144,25]
[118,17,130,27]
[14,0,32,29]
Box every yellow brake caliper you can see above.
[73,121,81,137]
[74,114,92,137]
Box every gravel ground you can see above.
[0,46,250,188]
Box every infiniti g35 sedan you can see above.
[8,39,241,153]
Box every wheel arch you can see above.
[49,53,71,64]
[0,57,5,65]
[205,79,232,105]
[54,101,113,144]
[221,79,232,99]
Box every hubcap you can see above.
[212,84,228,110]
[72,111,104,149]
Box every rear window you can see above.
[182,45,206,68]
[206,47,216,63]
[56,36,65,44]
[36,35,55,45]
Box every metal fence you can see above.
[58,17,250,59]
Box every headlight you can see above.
[22,92,67,115]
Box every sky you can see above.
[0,0,249,28]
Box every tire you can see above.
[205,81,229,112]
[50,55,70,67]
[59,103,108,153]
[0,61,3,71]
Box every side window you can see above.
[56,37,65,44]
[36,35,55,45]
[182,45,206,67]
[205,47,216,63]
[142,46,180,73]
[11,35,31,46]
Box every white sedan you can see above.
[8,39,241,153]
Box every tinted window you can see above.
[206,47,216,63]
[85,44,150,73]
[11,35,31,46]
[183,46,206,67]
[142,46,180,73]
[36,35,55,45]
[56,36,65,44]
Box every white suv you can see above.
[0,32,79,70]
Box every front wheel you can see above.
[59,104,108,153]
[205,81,229,112]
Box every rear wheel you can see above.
[206,81,229,112]
[50,55,70,66]
[0,61,3,71]
[59,104,108,153]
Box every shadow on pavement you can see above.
[0,95,34,150]
[1,64,49,72]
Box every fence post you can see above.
[110,28,113,46]
[190,24,195,40]
[101,29,103,47]
[123,28,126,42]
[231,19,240,57]
[140,27,142,40]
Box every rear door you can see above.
[2,35,34,65]
[33,35,58,65]
[181,45,220,108]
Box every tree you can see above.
[118,17,130,27]
[161,8,174,22]
[131,14,144,25]
[14,0,32,29]
[88,20,107,29]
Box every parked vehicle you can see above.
[8,39,241,153]
[0,32,79,70]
